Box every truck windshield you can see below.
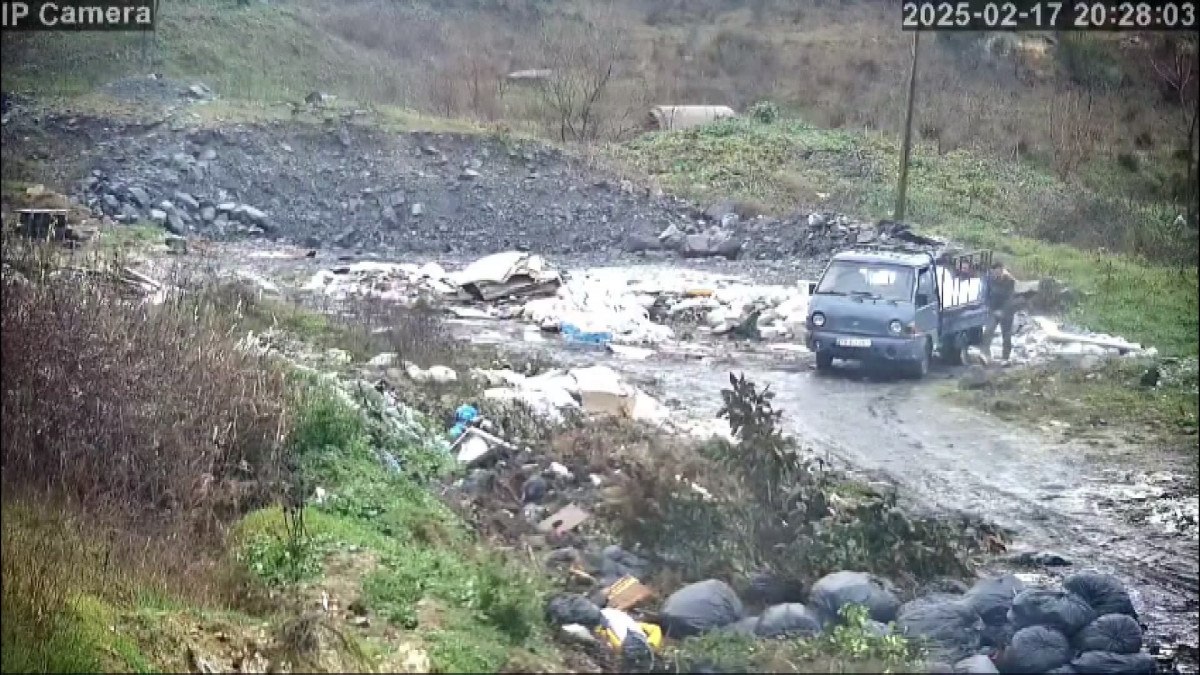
[815,261,914,302]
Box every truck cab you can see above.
[805,246,991,378]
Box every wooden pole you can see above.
[895,31,921,222]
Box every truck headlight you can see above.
[888,320,903,335]
[811,312,826,327]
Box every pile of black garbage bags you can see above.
[546,566,1161,674]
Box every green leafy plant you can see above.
[749,100,780,124]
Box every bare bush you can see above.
[1152,34,1200,223]
[0,247,292,534]
[533,4,626,142]
[1045,89,1099,179]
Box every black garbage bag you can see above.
[808,570,901,626]
[1063,574,1138,620]
[621,631,655,673]
[600,544,650,580]
[754,603,823,638]
[1070,651,1157,675]
[954,654,1001,674]
[980,622,1015,649]
[965,575,1027,626]
[545,593,603,628]
[660,579,745,638]
[865,620,892,637]
[896,597,985,663]
[745,571,806,606]
[722,616,761,637]
[1008,589,1096,635]
[998,625,1072,674]
[1072,614,1143,655]
[1045,667,1078,674]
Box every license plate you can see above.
[836,337,872,348]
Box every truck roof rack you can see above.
[844,242,940,254]
[838,243,994,275]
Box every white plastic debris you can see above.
[548,462,574,480]
[367,352,398,367]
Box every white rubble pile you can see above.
[521,265,816,345]
[469,364,675,428]
[297,252,1155,367]
[991,315,1156,365]
[303,261,457,302]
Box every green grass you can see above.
[232,384,559,673]
[96,222,166,252]
[4,2,367,102]
[614,117,1198,357]
[669,606,920,673]
[954,357,1199,442]
[0,503,154,674]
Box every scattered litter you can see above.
[604,575,656,612]
[562,322,613,346]
[607,344,654,360]
[452,251,562,301]
[537,504,590,535]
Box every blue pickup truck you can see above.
[805,245,993,378]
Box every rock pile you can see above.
[82,166,273,237]
[67,123,699,256]
[46,111,948,269]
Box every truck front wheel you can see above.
[907,339,931,379]
[815,352,834,373]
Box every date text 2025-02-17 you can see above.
[902,0,1197,30]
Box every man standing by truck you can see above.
[983,259,1017,363]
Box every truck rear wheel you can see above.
[941,332,968,366]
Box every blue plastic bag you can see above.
[455,404,480,424]
[561,323,613,346]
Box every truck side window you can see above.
[916,267,934,306]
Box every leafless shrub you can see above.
[0,244,293,535]
[1045,89,1099,179]
[532,3,626,142]
[1152,35,1200,222]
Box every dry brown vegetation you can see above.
[0,241,297,670]
[1,255,293,534]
